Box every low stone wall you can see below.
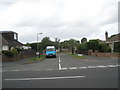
[90,52,120,57]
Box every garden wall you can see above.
[2,49,36,62]
[89,52,120,57]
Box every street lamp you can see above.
[37,33,42,57]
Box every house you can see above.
[0,31,23,51]
[105,31,120,52]
[22,45,31,50]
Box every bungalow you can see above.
[0,31,23,52]
[105,31,120,52]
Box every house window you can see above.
[14,33,17,40]
[2,45,9,50]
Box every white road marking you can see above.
[96,66,108,68]
[69,67,78,69]
[46,69,54,71]
[107,65,118,67]
[11,70,20,72]
[87,66,98,68]
[61,67,67,70]
[2,64,119,72]
[59,55,61,60]
[5,75,85,81]
[58,55,62,70]
[59,63,62,70]
[79,67,87,69]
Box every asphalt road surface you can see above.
[2,53,119,88]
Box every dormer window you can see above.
[14,33,18,40]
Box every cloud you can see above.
[0,0,119,43]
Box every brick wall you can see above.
[90,52,120,57]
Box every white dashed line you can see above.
[107,65,118,67]
[46,69,54,71]
[11,70,20,72]
[79,67,87,69]
[87,66,98,68]
[69,67,78,70]
[5,75,85,81]
[58,55,62,70]
[2,64,119,72]
[96,66,108,68]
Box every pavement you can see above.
[1,53,119,88]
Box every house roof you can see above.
[4,38,23,46]
[0,34,8,45]
[0,31,16,34]
[108,33,120,42]
[0,31,23,46]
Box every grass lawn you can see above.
[31,55,46,61]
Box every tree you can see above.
[81,37,87,43]
[29,43,37,50]
[40,37,54,51]
[87,40,99,52]
[77,42,88,54]
[60,39,80,49]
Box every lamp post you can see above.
[37,33,42,57]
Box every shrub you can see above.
[15,48,22,53]
[98,43,111,52]
[87,40,99,52]
[114,42,120,52]
[12,48,18,54]
[2,50,14,57]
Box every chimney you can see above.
[105,31,108,41]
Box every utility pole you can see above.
[36,33,42,57]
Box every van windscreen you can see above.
[46,48,55,51]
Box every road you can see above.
[2,53,119,88]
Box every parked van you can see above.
[45,46,56,58]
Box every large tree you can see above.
[40,37,54,50]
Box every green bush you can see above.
[12,48,18,54]
[2,50,14,57]
[114,42,120,52]
[98,43,111,52]
[87,40,99,52]
[15,48,22,53]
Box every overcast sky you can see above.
[0,0,119,44]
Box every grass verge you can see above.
[57,52,70,54]
[31,55,46,61]
[69,54,86,59]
